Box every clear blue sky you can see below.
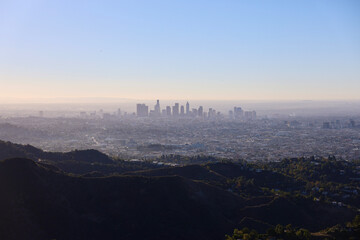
[1,0,359,101]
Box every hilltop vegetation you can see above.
[225,215,360,240]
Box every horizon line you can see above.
[1,97,360,104]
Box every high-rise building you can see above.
[198,106,203,117]
[208,108,217,118]
[234,107,243,119]
[172,103,179,116]
[244,111,256,120]
[154,100,161,115]
[180,105,185,115]
[186,102,190,115]
[229,110,234,119]
[137,104,149,117]
[323,122,331,129]
[350,119,356,128]
[166,106,171,116]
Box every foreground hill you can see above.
[0,140,161,174]
[0,157,356,240]
[0,141,358,239]
[0,140,113,164]
[0,158,245,240]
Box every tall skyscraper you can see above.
[234,107,243,119]
[186,101,190,115]
[180,105,185,115]
[172,103,179,116]
[350,119,356,128]
[198,106,203,117]
[166,106,171,116]
[154,100,161,115]
[137,104,149,117]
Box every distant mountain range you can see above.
[0,140,357,239]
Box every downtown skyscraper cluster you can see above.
[136,100,256,120]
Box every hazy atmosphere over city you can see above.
[0,1,360,240]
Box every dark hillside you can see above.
[0,158,244,240]
[0,142,358,239]
[0,140,113,164]
[124,164,227,182]
[0,140,163,175]
[238,196,354,231]
[0,157,356,240]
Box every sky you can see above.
[0,0,359,102]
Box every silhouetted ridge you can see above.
[0,140,113,164]
[0,157,243,240]
[0,142,357,239]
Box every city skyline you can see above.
[135,99,256,120]
[1,0,360,101]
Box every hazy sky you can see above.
[1,0,359,102]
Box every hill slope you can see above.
[0,158,245,240]
[0,157,356,240]
[0,140,113,164]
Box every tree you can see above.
[295,228,311,240]
[275,224,284,235]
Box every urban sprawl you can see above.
[0,100,359,163]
